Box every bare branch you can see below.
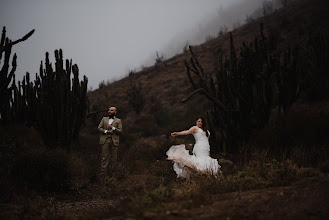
[0,29,35,54]
[181,88,228,112]
[86,109,108,117]
[180,88,204,103]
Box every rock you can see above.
[218,159,237,175]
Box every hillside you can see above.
[86,0,329,138]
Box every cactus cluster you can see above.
[184,23,307,153]
[17,50,88,150]
[1,27,88,150]
[1,30,88,150]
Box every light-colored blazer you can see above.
[98,116,122,146]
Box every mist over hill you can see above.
[135,0,285,73]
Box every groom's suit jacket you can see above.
[98,116,122,146]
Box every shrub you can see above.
[12,148,70,192]
[68,152,99,190]
[155,51,164,64]
[153,108,171,128]
[98,80,106,89]
[137,117,159,137]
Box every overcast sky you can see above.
[1,0,265,90]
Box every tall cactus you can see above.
[0,27,34,125]
[306,33,329,99]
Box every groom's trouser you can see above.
[100,138,118,176]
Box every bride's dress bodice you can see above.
[192,127,209,143]
[192,127,210,157]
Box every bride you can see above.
[166,117,222,178]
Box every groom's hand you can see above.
[108,124,113,129]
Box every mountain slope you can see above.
[86,0,329,137]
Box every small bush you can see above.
[68,152,99,190]
[153,109,171,128]
[12,148,70,192]
[252,110,329,168]
[168,86,178,97]
[214,152,323,193]
[98,80,106,89]
[123,139,165,163]
[155,51,164,64]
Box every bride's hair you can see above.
[197,117,209,137]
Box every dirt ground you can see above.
[151,179,329,220]
[47,178,329,219]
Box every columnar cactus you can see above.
[127,73,144,114]
[0,27,34,125]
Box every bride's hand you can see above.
[171,132,177,137]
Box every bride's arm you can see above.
[171,126,197,137]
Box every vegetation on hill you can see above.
[1,0,329,219]
[86,0,329,153]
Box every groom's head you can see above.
[108,106,117,117]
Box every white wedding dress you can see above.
[166,127,221,178]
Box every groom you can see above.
[98,106,122,179]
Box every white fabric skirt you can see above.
[166,144,221,178]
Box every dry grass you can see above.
[94,147,326,219]
[0,123,327,219]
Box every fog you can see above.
[0,0,269,90]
